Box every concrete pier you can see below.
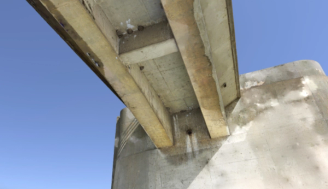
[113,60,328,189]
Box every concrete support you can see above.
[120,39,178,65]
[36,0,173,148]
[194,0,240,106]
[161,0,229,138]
[119,21,174,54]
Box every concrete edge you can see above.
[239,60,325,90]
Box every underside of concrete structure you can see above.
[113,60,328,189]
[29,0,240,148]
[29,0,328,188]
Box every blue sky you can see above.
[0,1,327,189]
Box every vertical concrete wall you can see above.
[112,60,328,189]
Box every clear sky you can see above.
[0,1,327,189]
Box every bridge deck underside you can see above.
[30,0,240,147]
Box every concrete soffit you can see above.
[28,0,240,147]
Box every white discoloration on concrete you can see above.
[173,115,180,138]
[191,134,199,155]
[186,136,192,153]
[255,99,279,108]
[114,137,119,148]
[126,19,135,29]
[243,80,265,90]
[303,76,319,91]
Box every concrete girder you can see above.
[194,0,240,106]
[34,0,173,148]
[161,0,230,138]
[118,21,174,54]
[118,21,178,65]
[120,39,178,65]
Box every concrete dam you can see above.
[29,0,328,188]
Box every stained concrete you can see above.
[113,60,328,189]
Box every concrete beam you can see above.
[194,0,240,106]
[161,0,230,138]
[92,3,119,54]
[120,39,178,65]
[34,0,173,148]
[119,21,174,54]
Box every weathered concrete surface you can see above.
[194,0,240,106]
[113,60,328,189]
